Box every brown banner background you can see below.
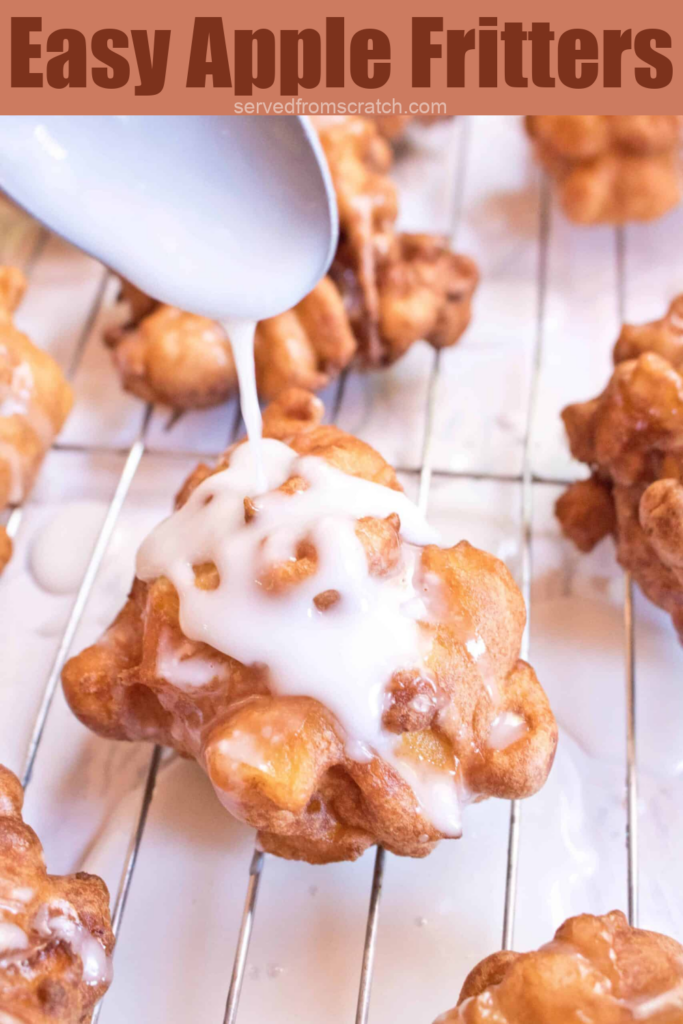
[1,0,680,113]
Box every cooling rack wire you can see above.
[0,115,641,1022]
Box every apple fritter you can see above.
[0,765,114,1023]
[527,115,683,224]
[0,266,73,573]
[106,276,356,408]
[557,295,683,641]
[64,388,555,865]
[440,911,683,1023]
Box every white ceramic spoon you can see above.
[0,114,338,320]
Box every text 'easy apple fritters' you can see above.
[105,116,478,409]
[438,911,683,1023]
[0,765,113,1024]
[526,115,683,224]
[557,296,683,642]
[0,267,73,574]
[63,388,556,864]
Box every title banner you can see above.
[1,0,679,113]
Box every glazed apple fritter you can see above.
[557,295,683,641]
[63,388,556,865]
[0,267,73,574]
[440,911,683,1023]
[527,115,683,224]
[105,116,478,409]
[0,765,114,1023]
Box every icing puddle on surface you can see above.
[29,500,126,596]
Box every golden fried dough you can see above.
[0,526,12,575]
[254,277,356,398]
[555,477,616,554]
[334,232,478,367]
[105,116,478,409]
[0,765,114,1023]
[319,116,477,366]
[316,115,396,362]
[527,115,683,224]
[557,297,683,640]
[614,294,683,369]
[0,267,73,573]
[440,911,683,1023]
[105,300,237,408]
[106,276,356,408]
[64,388,555,864]
[317,116,397,282]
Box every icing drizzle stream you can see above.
[220,318,266,493]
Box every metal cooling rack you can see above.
[1,116,641,1023]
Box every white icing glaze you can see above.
[33,900,111,986]
[156,632,228,690]
[0,922,28,954]
[30,500,117,595]
[487,711,527,751]
[0,885,34,917]
[631,978,683,1019]
[220,318,266,493]
[218,732,273,774]
[136,437,469,835]
[10,888,33,904]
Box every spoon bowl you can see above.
[0,115,338,321]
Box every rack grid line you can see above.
[1,115,643,1022]
[501,172,551,953]
[615,223,639,929]
[45,439,585,489]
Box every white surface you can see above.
[1,115,682,1023]
[0,115,338,320]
